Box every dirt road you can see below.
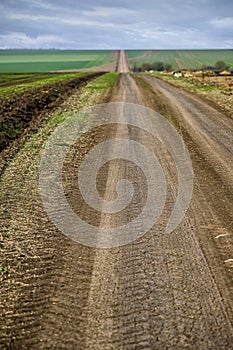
[1,53,233,349]
[117,50,130,73]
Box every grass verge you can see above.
[146,72,233,116]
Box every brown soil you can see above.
[0,75,116,350]
[0,72,104,173]
[1,54,233,348]
[189,74,233,88]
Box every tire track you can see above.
[75,74,233,349]
[37,73,233,349]
[1,58,233,348]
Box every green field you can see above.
[0,72,87,100]
[127,50,233,70]
[0,50,115,73]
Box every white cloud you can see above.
[0,32,74,49]
[20,0,66,12]
[83,6,139,17]
[210,17,233,29]
[7,12,116,28]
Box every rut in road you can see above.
[1,70,233,348]
[29,73,233,349]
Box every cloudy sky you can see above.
[0,0,232,49]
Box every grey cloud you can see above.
[0,0,232,49]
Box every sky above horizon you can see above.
[0,0,232,49]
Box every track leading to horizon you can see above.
[117,50,130,73]
[1,51,233,349]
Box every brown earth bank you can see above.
[1,71,233,348]
[0,72,104,173]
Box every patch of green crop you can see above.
[0,266,8,273]
[2,123,22,139]
[87,72,118,90]
[0,73,55,86]
[0,50,116,73]
[127,50,233,70]
[126,50,150,59]
[49,112,71,125]
[0,72,86,100]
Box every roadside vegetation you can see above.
[133,59,232,73]
[146,70,233,116]
[86,72,118,90]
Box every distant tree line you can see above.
[202,61,230,71]
[133,60,230,73]
[133,61,173,72]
